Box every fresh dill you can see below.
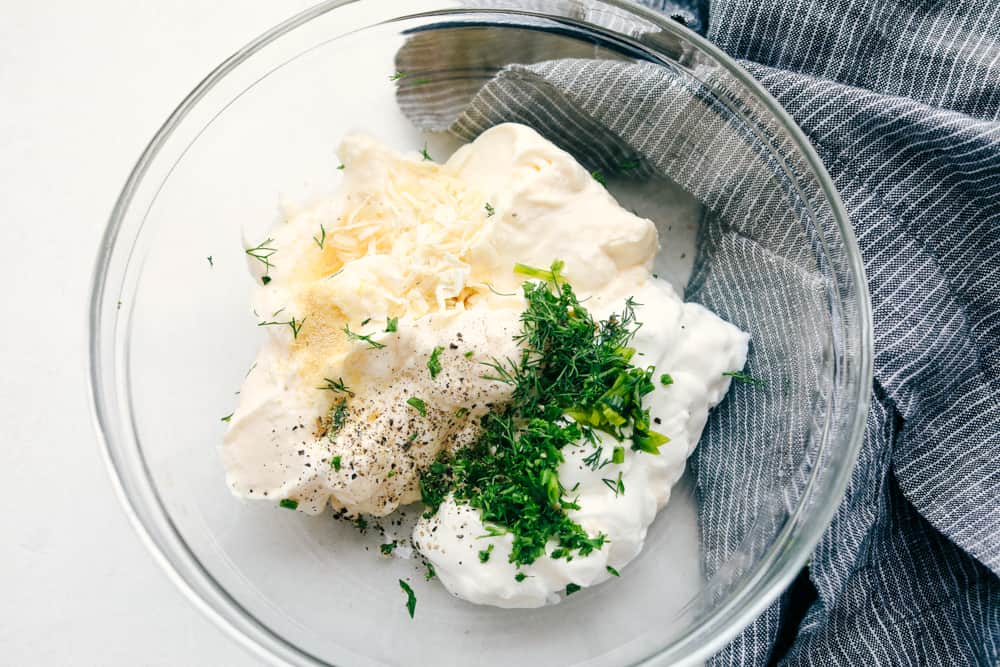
[380,542,396,556]
[606,565,620,577]
[326,400,348,440]
[566,583,581,596]
[355,515,369,532]
[420,143,432,161]
[602,471,625,497]
[279,499,298,510]
[313,224,326,250]
[331,455,342,471]
[464,350,474,358]
[399,580,416,618]
[425,562,436,580]
[582,448,610,471]
[478,544,494,563]
[220,413,233,423]
[207,256,213,267]
[258,316,305,340]
[390,71,405,81]
[385,317,398,333]
[419,262,666,567]
[319,377,354,395]
[723,370,766,387]
[245,238,277,281]
[485,202,495,217]
[427,346,444,379]
[407,397,427,417]
[343,324,386,349]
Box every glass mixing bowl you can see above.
[88,1,872,665]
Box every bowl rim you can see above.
[87,1,873,665]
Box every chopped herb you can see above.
[356,516,369,532]
[245,238,277,278]
[207,256,214,267]
[343,324,386,349]
[258,316,305,340]
[330,455,342,471]
[313,224,326,250]
[602,471,625,497]
[220,413,233,423]
[326,400,348,440]
[606,565,620,577]
[380,542,396,556]
[387,471,396,478]
[336,163,345,170]
[612,446,625,464]
[279,499,299,510]
[419,143,432,161]
[407,397,427,417]
[485,284,518,297]
[425,562,436,580]
[399,580,416,618]
[512,260,564,282]
[582,448,609,471]
[660,373,673,386]
[455,407,470,419]
[385,317,398,333]
[320,377,354,396]
[591,170,607,186]
[427,346,444,379]
[478,544,494,563]
[565,583,581,596]
[390,71,405,81]
[484,202,495,217]
[723,371,766,387]
[463,350,474,358]
[419,263,664,567]
[515,572,527,583]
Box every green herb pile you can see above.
[419,261,668,568]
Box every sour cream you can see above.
[222,123,748,607]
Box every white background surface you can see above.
[1,2,318,664]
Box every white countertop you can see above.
[1,2,316,664]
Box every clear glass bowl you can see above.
[88,1,872,665]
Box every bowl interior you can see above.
[93,3,866,666]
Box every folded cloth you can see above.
[394,1,1000,663]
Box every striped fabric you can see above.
[395,0,1000,663]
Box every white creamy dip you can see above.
[222,123,748,607]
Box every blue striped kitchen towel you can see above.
[395,0,1000,664]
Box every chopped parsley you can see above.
[407,397,427,417]
[220,413,233,423]
[387,471,396,478]
[320,377,354,395]
[478,544,494,563]
[313,224,326,250]
[660,373,673,386]
[336,163,345,170]
[565,583,581,596]
[343,324,386,349]
[425,562,436,580]
[464,350,474,358]
[420,143,432,161]
[207,255,214,267]
[385,317,398,333]
[723,370,766,387]
[606,565,620,577]
[591,170,607,186]
[399,579,416,618]
[389,71,405,81]
[485,202,495,217]
[261,275,272,285]
[380,542,396,556]
[331,455,342,471]
[279,499,298,510]
[515,572,527,582]
[427,346,444,379]
[355,516,369,532]
[419,262,666,567]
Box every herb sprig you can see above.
[343,324,386,349]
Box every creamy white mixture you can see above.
[222,123,748,608]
